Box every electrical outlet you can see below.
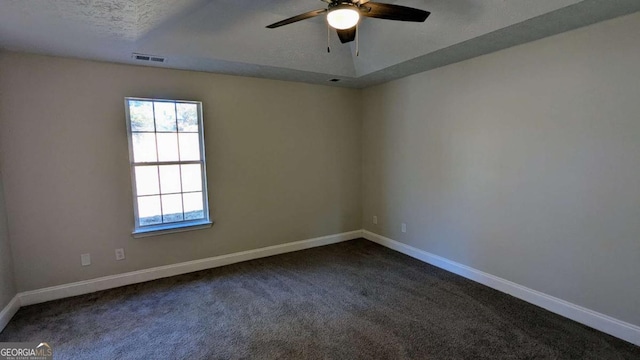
[115,248,125,261]
[401,223,407,233]
[81,253,91,266]
[373,215,378,225]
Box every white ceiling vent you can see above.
[132,53,166,63]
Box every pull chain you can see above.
[327,23,331,53]
[356,23,359,57]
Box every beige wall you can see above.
[0,52,362,292]
[0,173,16,308]
[362,12,640,327]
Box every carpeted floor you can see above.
[1,239,638,359]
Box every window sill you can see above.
[132,220,213,238]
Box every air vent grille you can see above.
[132,53,166,63]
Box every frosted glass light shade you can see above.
[327,8,360,30]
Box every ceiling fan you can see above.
[266,0,430,45]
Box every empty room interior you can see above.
[1,0,639,358]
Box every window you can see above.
[125,97,211,237]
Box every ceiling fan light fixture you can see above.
[327,5,360,30]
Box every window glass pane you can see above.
[154,102,177,132]
[162,194,183,223]
[159,165,181,194]
[177,103,198,132]
[181,164,202,192]
[179,133,201,161]
[132,133,157,162]
[183,192,204,220]
[138,196,162,226]
[135,166,159,196]
[129,100,154,131]
[157,133,179,161]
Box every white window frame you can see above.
[125,97,212,238]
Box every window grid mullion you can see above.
[137,190,203,198]
[174,103,186,221]
[151,102,165,224]
[131,131,198,134]
[133,160,202,166]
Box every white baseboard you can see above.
[18,230,363,307]
[363,230,640,347]
[0,295,20,332]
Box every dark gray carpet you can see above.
[1,239,638,359]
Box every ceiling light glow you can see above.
[327,7,360,30]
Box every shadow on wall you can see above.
[370,80,478,267]
[0,171,17,309]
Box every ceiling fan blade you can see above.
[266,9,327,29]
[360,2,430,22]
[336,27,356,44]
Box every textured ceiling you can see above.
[1,0,639,88]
